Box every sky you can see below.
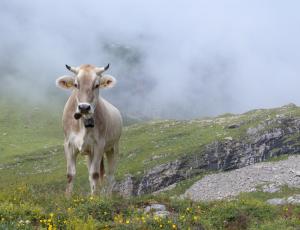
[1,0,300,119]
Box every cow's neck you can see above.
[75,119,93,152]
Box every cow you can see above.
[55,64,122,196]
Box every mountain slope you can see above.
[1,100,300,229]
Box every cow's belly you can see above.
[68,128,119,154]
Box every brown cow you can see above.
[56,64,122,196]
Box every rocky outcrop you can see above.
[267,194,300,205]
[114,114,300,196]
[182,155,300,201]
[114,161,186,196]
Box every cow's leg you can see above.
[99,156,105,186]
[65,142,77,197]
[88,144,104,195]
[105,143,119,195]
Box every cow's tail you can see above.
[100,157,105,183]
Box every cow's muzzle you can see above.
[78,103,91,114]
[74,102,94,121]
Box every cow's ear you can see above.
[56,76,75,89]
[100,75,116,88]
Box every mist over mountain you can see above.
[1,0,300,118]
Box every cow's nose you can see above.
[78,103,91,113]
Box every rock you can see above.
[152,155,162,160]
[227,124,240,129]
[262,183,281,193]
[153,211,170,218]
[294,171,300,177]
[153,183,177,195]
[137,161,184,195]
[113,174,134,198]
[182,155,300,201]
[266,195,300,205]
[224,136,233,141]
[144,204,166,213]
[247,124,265,135]
[282,103,297,108]
[287,195,300,204]
[267,198,287,205]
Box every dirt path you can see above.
[182,155,300,201]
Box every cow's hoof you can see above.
[65,190,72,199]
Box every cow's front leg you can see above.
[64,142,77,197]
[88,144,104,195]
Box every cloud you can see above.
[1,0,300,118]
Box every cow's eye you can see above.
[94,84,100,89]
[74,83,78,88]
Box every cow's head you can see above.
[56,64,116,127]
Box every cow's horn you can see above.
[104,63,110,71]
[65,64,78,74]
[96,64,110,75]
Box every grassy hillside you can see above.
[0,100,62,163]
[1,99,300,229]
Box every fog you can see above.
[1,0,300,119]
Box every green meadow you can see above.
[1,99,300,229]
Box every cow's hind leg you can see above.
[105,143,119,195]
[64,142,77,197]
